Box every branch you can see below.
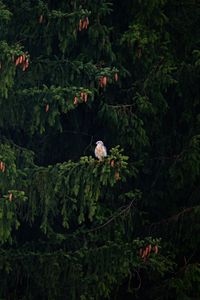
[133,269,142,291]
[150,206,197,229]
[107,104,135,109]
[84,135,94,155]
[86,200,135,233]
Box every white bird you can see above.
[95,141,107,161]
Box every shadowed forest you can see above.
[0,0,200,299]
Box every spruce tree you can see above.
[0,0,200,299]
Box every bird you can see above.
[95,141,107,161]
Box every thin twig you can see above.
[86,200,134,233]
[107,104,135,109]
[84,135,94,155]
[133,269,142,291]
[149,206,196,231]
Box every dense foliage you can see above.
[0,0,200,299]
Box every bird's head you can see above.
[96,141,104,145]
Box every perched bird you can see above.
[95,141,107,161]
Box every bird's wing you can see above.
[94,146,99,158]
[103,146,107,157]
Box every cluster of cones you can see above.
[110,160,120,180]
[74,92,88,105]
[45,91,89,112]
[15,54,29,71]
[79,17,89,31]
[99,72,119,88]
[139,244,158,261]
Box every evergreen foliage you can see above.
[0,0,200,299]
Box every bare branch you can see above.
[86,200,135,233]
